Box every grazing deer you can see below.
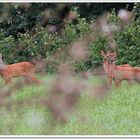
[0,54,40,85]
[101,50,140,87]
[101,50,132,86]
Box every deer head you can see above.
[101,50,108,62]
[107,51,117,64]
[101,50,117,64]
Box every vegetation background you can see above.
[0,3,140,73]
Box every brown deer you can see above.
[101,50,140,87]
[0,54,40,85]
[101,50,132,86]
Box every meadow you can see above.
[0,74,139,135]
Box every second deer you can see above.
[0,54,40,85]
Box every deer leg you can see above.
[115,79,121,87]
[22,75,31,84]
[108,76,112,86]
[4,77,12,85]
[27,74,40,85]
[109,77,112,85]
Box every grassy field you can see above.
[0,74,140,135]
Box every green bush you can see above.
[88,37,107,69]
[0,9,140,73]
[108,8,140,66]
[0,17,91,72]
[0,32,16,63]
[114,23,140,66]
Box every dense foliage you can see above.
[0,3,140,73]
[0,3,133,38]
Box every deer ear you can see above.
[101,50,105,56]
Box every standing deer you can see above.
[0,54,40,85]
[101,50,132,86]
[101,50,140,87]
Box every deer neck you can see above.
[108,61,117,76]
[103,60,116,75]
[109,61,117,69]
[103,61,110,74]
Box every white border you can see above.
[0,135,139,137]
[0,0,137,3]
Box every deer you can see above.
[101,50,140,87]
[101,50,132,87]
[0,54,40,85]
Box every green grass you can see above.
[0,74,140,135]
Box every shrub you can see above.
[0,17,91,72]
[0,9,140,73]
[114,23,140,66]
